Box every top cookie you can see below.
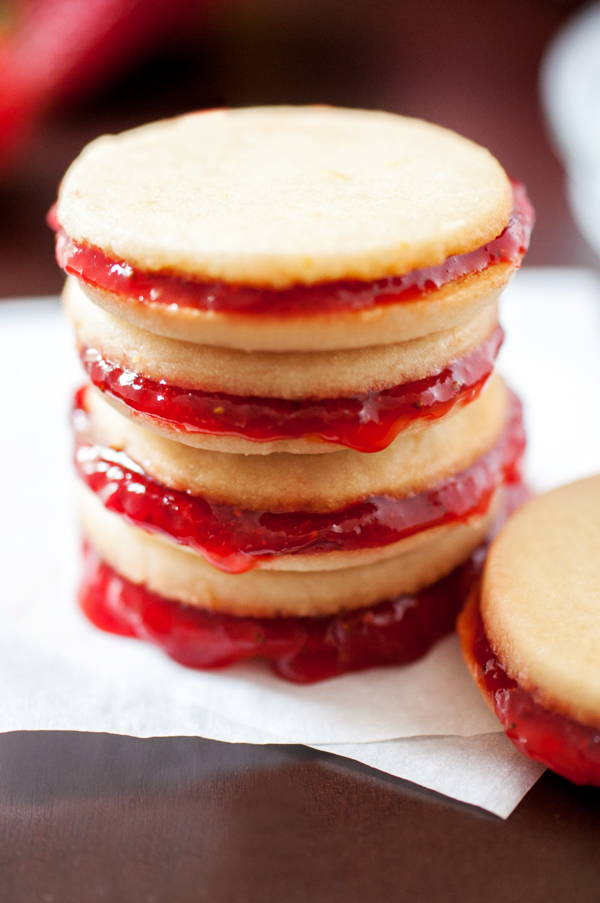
[56,106,512,289]
[481,475,600,729]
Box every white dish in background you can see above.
[542,3,600,258]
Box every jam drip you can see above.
[52,181,533,317]
[79,541,485,683]
[465,600,600,786]
[80,326,503,453]
[75,391,525,574]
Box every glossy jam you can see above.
[80,326,502,454]
[52,181,533,317]
[74,391,525,574]
[463,597,600,786]
[79,541,485,683]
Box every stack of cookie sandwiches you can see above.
[52,106,533,682]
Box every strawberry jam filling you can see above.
[74,390,525,574]
[461,595,600,786]
[79,326,503,453]
[51,181,533,317]
[79,540,486,683]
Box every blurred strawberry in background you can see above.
[0,0,205,170]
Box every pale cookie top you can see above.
[481,475,600,728]
[57,106,512,288]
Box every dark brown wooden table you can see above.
[2,2,599,899]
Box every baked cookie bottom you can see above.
[458,590,600,786]
[80,540,484,684]
[75,262,511,353]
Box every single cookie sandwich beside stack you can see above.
[52,106,533,682]
[459,475,600,786]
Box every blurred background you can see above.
[0,0,598,299]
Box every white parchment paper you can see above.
[1,267,598,816]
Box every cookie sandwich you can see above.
[54,107,532,455]
[53,106,533,681]
[459,475,600,785]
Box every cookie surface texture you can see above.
[57,106,512,288]
[481,475,600,728]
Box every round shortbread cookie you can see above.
[64,276,499,398]
[78,264,510,352]
[80,486,495,616]
[57,106,512,289]
[481,475,600,729]
[82,373,508,510]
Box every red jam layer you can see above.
[74,390,525,574]
[467,601,600,786]
[79,540,486,683]
[51,181,533,317]
[79,326,503,454]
